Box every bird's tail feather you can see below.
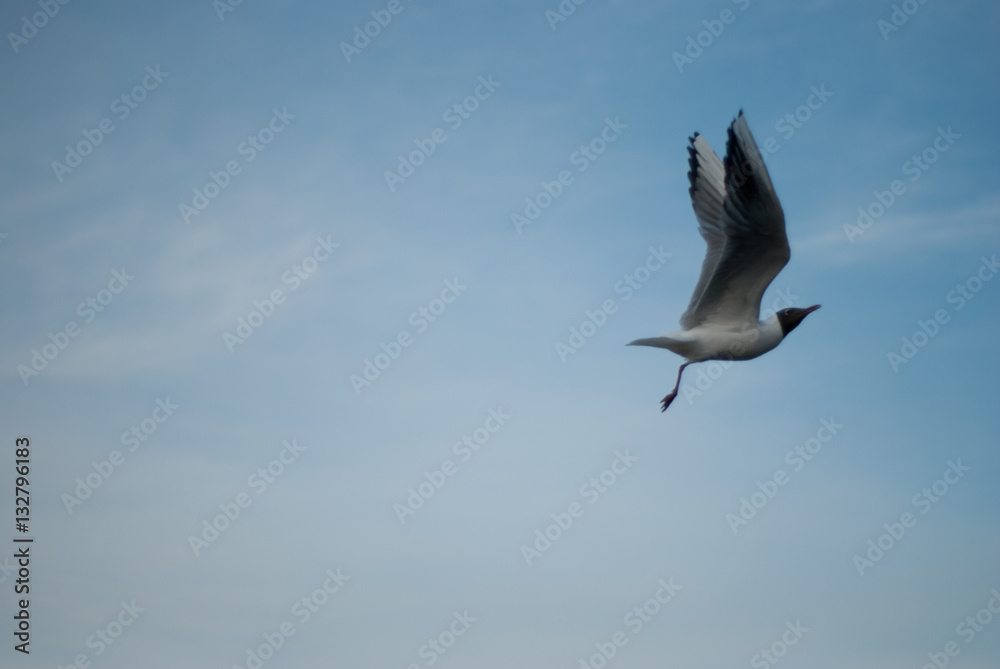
[627,336,694,357]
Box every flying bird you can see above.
[629,111,819,411]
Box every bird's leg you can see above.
[660,362,691,412]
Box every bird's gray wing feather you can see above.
[680,132,727,328]
[679,112,789,329]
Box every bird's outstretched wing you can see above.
[679,111,789,329]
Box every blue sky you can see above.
[1,1,999,667]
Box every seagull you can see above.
[628,111,820,412]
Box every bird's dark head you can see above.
[776,304,821,336]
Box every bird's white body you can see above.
[630,314,784,363]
